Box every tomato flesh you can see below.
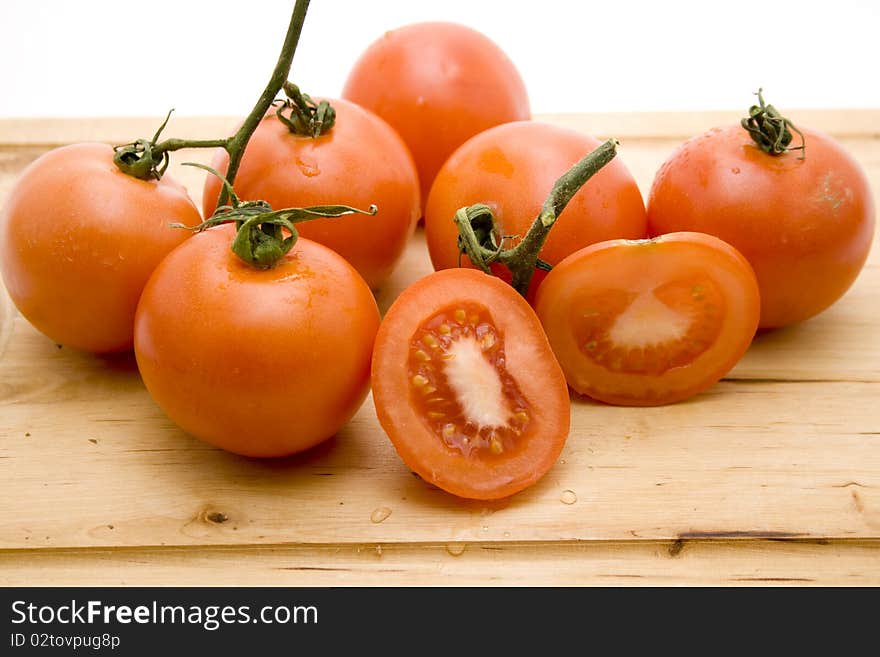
[573,275,724,376]
[407,302,532,458]
[535,233,760,406]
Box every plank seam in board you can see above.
[3,536,880,556]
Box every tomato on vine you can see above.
[203,86,420,289]
[0,141,199,353]
[136,171,380,457]
[647,90,875,329]
[425,122,647,301]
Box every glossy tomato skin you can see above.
[425,121,648,300]
[0,143,198,353]
[342,22,530,210]
[134,227,380,458]
[371,268,570,500]
[535,232,760,406]
[647,125,875,329]
[203,98,420,290]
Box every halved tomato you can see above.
[371,268,570,500]
[534,232,760,406]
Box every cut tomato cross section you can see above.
[535,232,760,406]
[372,269,570,500]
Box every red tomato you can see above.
[534,232,760,406]
[134,227,380,457]
[425,121,648,300]
[0,143,198,353]
[342,22,530,211]
[203,98,420,289]
[647,124,875,328]
[371,268,570,500]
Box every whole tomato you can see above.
[0,142,199,353]
[647,103,875,329]
[425,121,647,301]
[342,22,530,211]
[203,98,420,290]
[134,225,380,458]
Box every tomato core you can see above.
[572,275,725,376]
[407,303,531,458]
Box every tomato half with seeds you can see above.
[534,232,760,406]
[371,268,570,500]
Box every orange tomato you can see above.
[425,121,647,300]
[343,22,530,211]
[535,232,760,406]
[134,227,380,457]
[0,142,198,353]
[371,268,570,500]
[203,99,420,289]
[647,124,875,328]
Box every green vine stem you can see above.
[741,88,806,158]
[113,0,312,207]
[112,0,376,270]
[454,138,619,297]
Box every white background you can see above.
[1,0,878,117]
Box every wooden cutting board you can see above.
[1,112,878,585]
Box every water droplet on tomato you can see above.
[370,507,392,523]
[296,157,321,177]
[560,489,578,505]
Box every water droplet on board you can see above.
[560,490,578,505]
[446,543,466,556]
[370,507,392,523]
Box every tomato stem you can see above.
[274,82,336,137]
[178,163,378,269]
[454,138,619,297]
[741,88,806,158]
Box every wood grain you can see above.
[0,112,878,584]
[2,540,878,586]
